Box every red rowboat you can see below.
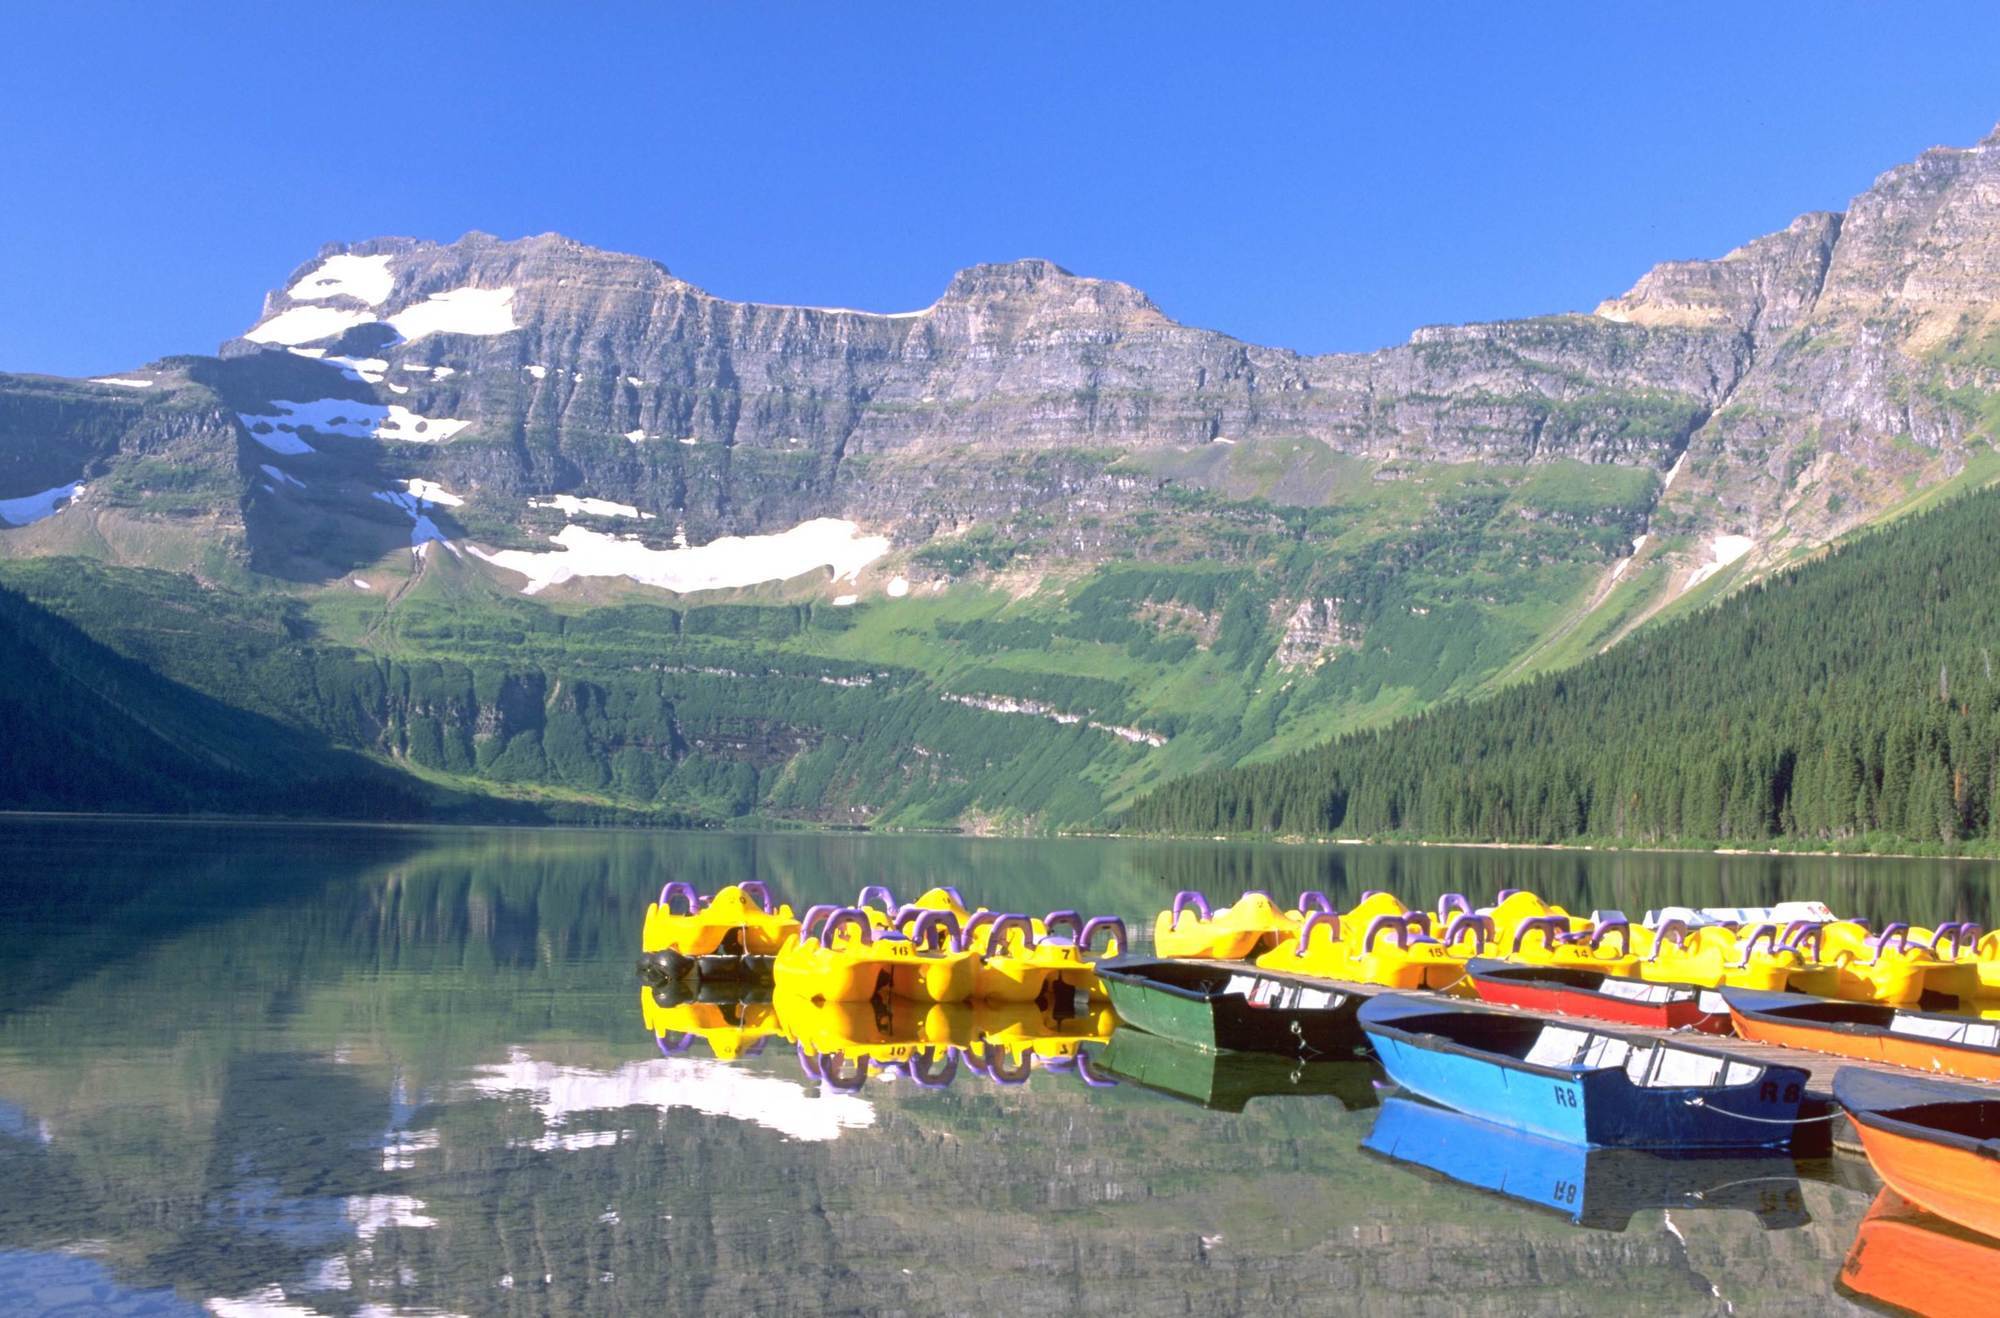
[1465,958,1731,1034]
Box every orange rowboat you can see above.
[1835,1068,2000,1242]
[1723,988,2000,1082]
[1839,1188,1999,1316]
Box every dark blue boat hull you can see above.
[1360,994,1806,1149]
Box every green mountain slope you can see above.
[0,582,423,816]
[1127,487,2000,852]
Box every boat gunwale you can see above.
[1834,1068,2000,1160]
[1361,996,1793,1091]
[1727,988,2000,1061]
[1095,958,1362,1017]
[1465,958,1702,1005]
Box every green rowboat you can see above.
[1095,957,1368,1056]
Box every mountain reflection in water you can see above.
[0,820,1962,1313]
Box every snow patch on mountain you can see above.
[90,376,153,388]
[468,517,889,596]
[286,253,395,306]
[372,490,450,548]
[376,405,470,444]
[386,286,517,341]
[532,494,650,520]
[401,478,463,506]
[0,481,84,527]
[244,305,373,346]
[1686,534,1754,590]
[259,464,305,490]
[239,398,468,446]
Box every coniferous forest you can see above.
[1126,487,2000,853]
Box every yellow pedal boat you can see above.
[774,905,978,1004]
[641,880,799,957]
[1154,889,1307,960]
[1783,920,1980,1006]
[1255,891,1485,990]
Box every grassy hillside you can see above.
[1127,485,2000,853]
[0,436,1682,830]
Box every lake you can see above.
[3,819,1994,1315]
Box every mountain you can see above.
[6,124,2000,830]
[1126,481,2000,851]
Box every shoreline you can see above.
[6,808,1995,865]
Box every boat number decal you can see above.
[1756,1080,1802,1103]
[1551,1180,1578,1205]
[1552,1086,1579,1108]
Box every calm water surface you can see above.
[5,819,1997,1315]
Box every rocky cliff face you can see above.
[208,230,1741,547]
[9,124,2000,591]
[1597,126,2000,591]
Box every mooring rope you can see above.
[1682,1095,1846,1123]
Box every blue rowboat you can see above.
[1357,994,1809,1148]
[1362,1096,1809,1230]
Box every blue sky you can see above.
[4,4,2000,376]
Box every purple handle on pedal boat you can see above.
[1591,919,1631,956]
[737,880,771,911]
[986,914,1035,955]
[1437,893,1472,922]
[1170,891,1212,926]
[1298,890,1333,915]
[1511,915,1568,954]
[1043,910,1083,940]
[1779,919,1823,951]
[1648,919,1690,960]
[959,910,1000,951]
[658,881,699,914]
[1444,912,1489,953]
[911,909,961,952]
[1868,923,1913,963]
[822,908,875,946]
[856,885,897,913]
[799,904,839,942]
[1364,913,1414,953]
[1295,911,1339,956]
[1080,916,1127,957]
